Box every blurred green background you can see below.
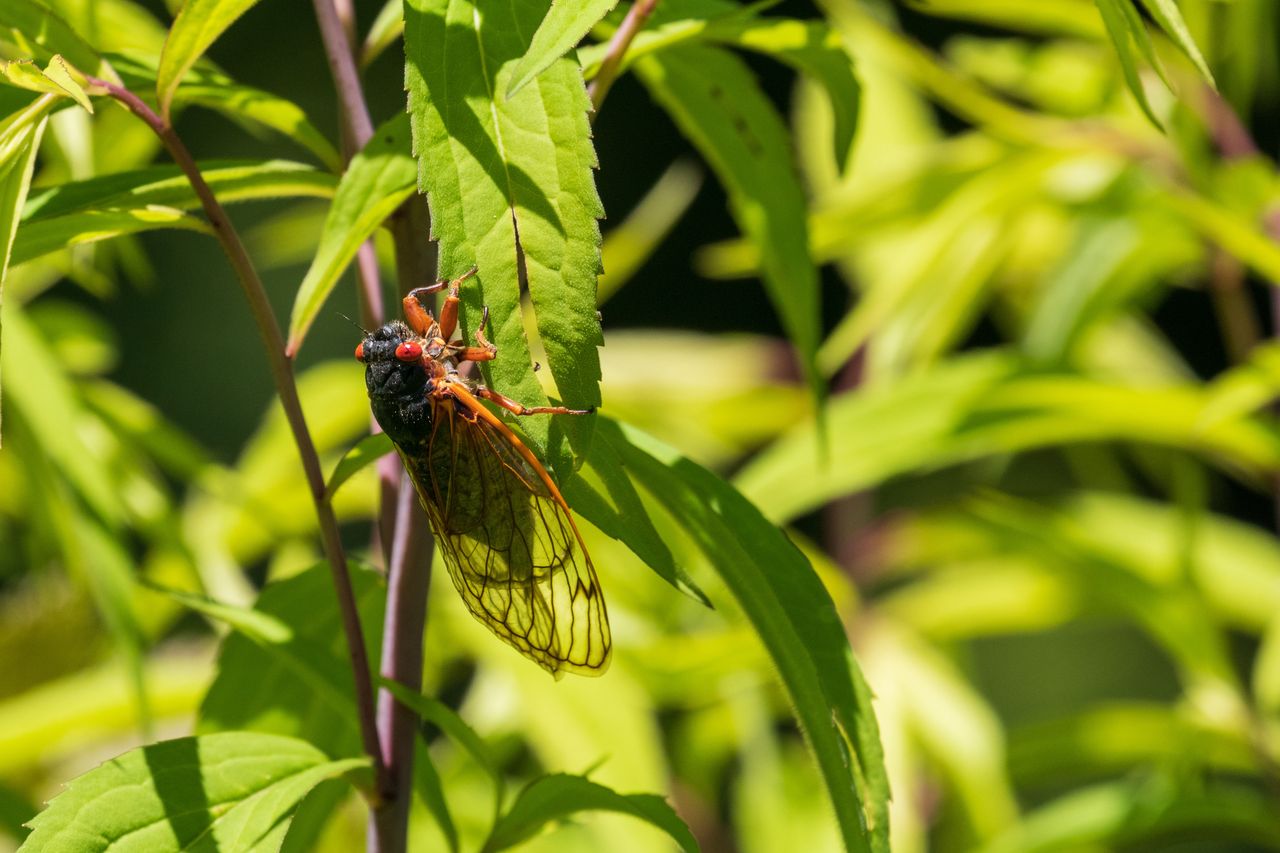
[4,0,1280,850]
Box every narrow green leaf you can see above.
[599,418,888,853]
[1137,0,1214,85]
[635,45,823,404]
[13,160,332,266]
[21,160,334,222]
[11,206,212,266]
[380,680,505,804]
[0,100,46,448]
[361,0,405,68]
[176,83,341,170]
[198,564,386,760]
[1094,0,1162,125]
[21,732,368,852]
[144,581,295,644]
[156,0,263,117]
[982,778,1280,853]
[0,0,110,79]
[326,432,394,500]
[735,353,1280,524]
[287,114,416,354]
[564,439,711,606]
[1,57,92,113]
[482,773,699,853]
[110,55,340,169]
[415,744,459,853]
[405,0,604,462]
[2,304,124,524]
[507,0,619,98]
[701,17,859,170]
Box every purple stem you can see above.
[307,2,439,850]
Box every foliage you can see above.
[1,0,1280,851]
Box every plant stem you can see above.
[87,76,389,797]
[370,469,432,848]
[588,0,659,117]
[308,2,439,850]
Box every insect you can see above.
[356,267,610,678]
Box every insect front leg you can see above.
[405,266,478,338]
[475,386,594,416]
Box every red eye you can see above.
[395,341,423,362]
[354,342,365,362]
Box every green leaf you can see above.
[22,159,334,221]
[734,353,1280,524]
[0,0,110,79]
[12,206,212,266]
[1136,0,1214,86]
[0,98,46,448]
[20,732,368,852]
[175,83,340,171]
[564,437,711,606]
[1007,703,1255,785]
[1,56,94,113]
[414,743,459,853]
[326,432,393,500]
[110,55,340,170]
[156,0,263,117]
[693,16,860,170]
[380,680,505,821]
[482,773,699,853]
[507,0,619,98]
[598,418,888,853]
[635,45,823,404]
[405,0,604,462]
[198,564,386,759]
[145,581,295,644]
[1094,0,1162,125]
[361,0,405,68]
[981,778,1280,853]
[14,160,333,266]
[287,113,416,354]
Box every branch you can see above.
[87,76,389,799]
[588,0,659,118]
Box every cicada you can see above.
[356,268,610,678]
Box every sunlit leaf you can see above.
[600,418,888,853]
[326,432,393,500]
[635,45,823,403]
[0,0,110,79]
[507,0,618,98]
[0,96,46,447]
[20,732,368,852]
[156,0,263,117]
[1136,0,1214,86]
[1094,0,1163,125]
[287,114,416,355]
[405,0,604,463]
[482,773,698,853]
[198,563,385,759]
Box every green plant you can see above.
[2,0,1279,851]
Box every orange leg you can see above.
[401,292,434,336]
[404,266,478,338]
[455,346,496,362]
[475,386,593,416]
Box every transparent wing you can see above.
[398,398,610,678]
